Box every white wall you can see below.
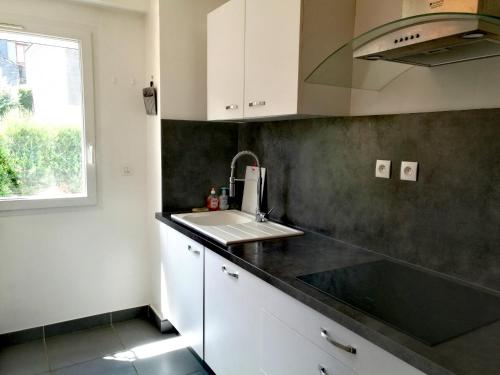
[0,0,150,334]
[145,0,228,320]
[144,0,166,319]
[159,0,228,121]
[350,57,500,116]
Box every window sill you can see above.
[0,195,97,212]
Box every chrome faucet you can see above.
[229,150,267,222]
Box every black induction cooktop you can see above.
[297,260,500,346]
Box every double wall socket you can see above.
[376,160,419,181]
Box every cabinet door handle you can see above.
[320,328,357,354]
[221,265,239,279]
[318,365,328,375]
[248,100,266,107]
[225,104,238,110]
[187,245,200,255]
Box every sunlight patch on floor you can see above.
[104,336,189,362]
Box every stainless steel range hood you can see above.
[306,0,500,90]
[355,0,500,67]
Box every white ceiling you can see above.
[63,0,150,13]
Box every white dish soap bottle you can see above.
[219,187,229,211]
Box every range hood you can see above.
[306,0,500,89]
[355,0,500,67]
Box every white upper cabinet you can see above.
[207,0,245,121]
[207,0,355,121]
[244,0,301,118]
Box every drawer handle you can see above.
[320,328,357,354]
[187,245,200,255]
[318,365,328,375]
[225,104,238,110]
[221,265,239,279]
[248,100,266,107]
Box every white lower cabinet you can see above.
[204,247,425,375]
[160,226,204,358]
[204,248,261,375]
[163,229,425,375]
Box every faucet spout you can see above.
[229,150,265,222]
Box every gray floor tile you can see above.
[187,370,209,375]
[113,319,170,349]
[0,340,49,375]
[134,349,204,375]
[51,357,136,375]
[46,326,123,370]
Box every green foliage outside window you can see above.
[0,92,15,119]
[49,128,82,193]
[0,87,83,198]
[0,137,20,196]
[18,88,34,114]
[0,124,83,197]
[4,124,52,195]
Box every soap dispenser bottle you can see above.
[206,187,219,211]
[219,187,229,211]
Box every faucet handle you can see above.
[256,207,274,223]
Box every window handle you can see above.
[87,144,95,165]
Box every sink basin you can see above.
[179,210,253,226]
[172,210,303,245]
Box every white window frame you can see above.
[0,17,96,212]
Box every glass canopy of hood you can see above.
[306,13,500,91]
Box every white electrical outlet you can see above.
[375,160,391,179]
[400,161,418,181]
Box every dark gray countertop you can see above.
[155,212,500,375]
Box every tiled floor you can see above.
[0,319,208,375]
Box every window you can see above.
[0,24,95,211]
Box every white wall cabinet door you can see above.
[243,0,302,119]
[161,226,204,358]
[207,0,245,121]
[204,249,260,375]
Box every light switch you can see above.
[375,160,391,179]
[122,166,133,176]
[400,161,418,181]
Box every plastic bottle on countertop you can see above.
[206,187,219,211]
[219,187,229,211]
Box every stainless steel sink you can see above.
[172,210,303,245]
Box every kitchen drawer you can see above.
[259,309,357,375]
[262,284,425,375]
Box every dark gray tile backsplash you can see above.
[161,109,500,291]
[162,120,238,212]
